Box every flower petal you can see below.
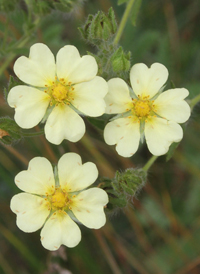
[154,88,191,123]
[104,117,140,157]
[105,78,132,114]
[56,45,97,84]
[15,157,55,195]
[72,76,108,116]
[14,43,56,87]
[58,152,98,192]
[10,193,50,232]
[130,63,168,99]
[41,211,81,250]
[71,188,108,229]
[45,104,85,144]
[7,85,50,129]
[145,116,183,156]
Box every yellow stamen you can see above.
[51,189,67,209]
[134,100,151,117]
[52,83,69,101]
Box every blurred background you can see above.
[0,0,200,273]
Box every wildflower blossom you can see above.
[7,43,108,144]
[104,63,191,157]
[10,152,108,250]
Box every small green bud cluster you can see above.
[79,8,131,81]
[79,8,117,43]
[99,168,147,213]
[0,117,23,145]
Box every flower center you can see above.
[51,189,68,209]
[52,83,68,101]
[131,96,153,118]
[45,79,75,106]
[134,100,151,117]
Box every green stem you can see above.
[113,0,136,45]
[189,93,200,110]
[143,155,158,172]
[22,129,44,137]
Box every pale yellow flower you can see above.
[11,153,108,250]
[8,43,108,144]
[104,63,191,157]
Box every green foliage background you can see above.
[0,0,200,273]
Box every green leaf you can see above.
[131,0,143,26]
[118,0,129,5]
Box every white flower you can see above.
[10,152,108,251]
[7,43,108,144]
[104,63,191,157]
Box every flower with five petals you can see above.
[104,63,191,157]
[10,152,108,250]
[7,43,108,144]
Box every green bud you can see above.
[113,168,147,196]
[111,46,131,72]
[79,7,118,45]
[0,117,23,145]
[98,169,147,213]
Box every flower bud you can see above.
[113,168,147,196]
[111,46,131,72]
[0,117,23,145]
[99,168,147,212]
[79,7,117,45]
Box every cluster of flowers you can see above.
[9,43,190,250]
